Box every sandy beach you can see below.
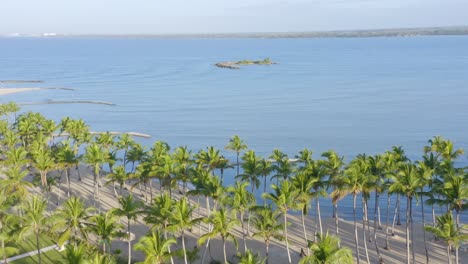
[0,88,43,96]
[14,165,463,264]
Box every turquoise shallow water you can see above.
[1,36,467,221]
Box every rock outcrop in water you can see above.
[215,58,277,69]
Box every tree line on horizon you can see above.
[0,102,466,264]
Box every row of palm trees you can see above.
[0,102,466,264]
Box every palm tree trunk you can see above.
[265,240,270,264]
[127,220,131,264]
[2,237,7,264]
[181,230,188,264]
[392,195,399,236]
[36,231,42,264]
[410,197,415,264]
[373,191,383,263]
[385,192,391,250]
[240,211,247,253]
[432,204,436,226]
[365,198,371,243]
[301,208,309,254]
[334,203,340,248]
[66,168,71,197]
[455,246,459,264]
[284,212,291,264]
[353,193,360,264]
[397,194,401,225]
[236,153,240,177]
[103,243,106,254]
[447,245,452,264]
[164,230,175,264]
[222,237,227,264]
[420,192,429,264]
[406,196,410,264]
[316,197,323,235]
[362,196,370,264]
[263,176,267,205]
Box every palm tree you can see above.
[199,208,239,264]
[258,158,273,204]
[226,181,255,253]
[291,169,316,252]
[251,206,283,264]
[31,146,55,192]
[134,230,176,264]
[437,173,467,228]
[264,180,301,264]
[117,133,135,168]
[126,143,147,173]
[0,165,32,199]
[142,192,176,264]
[88,252,117,264]
[54,141,78,197]
[425,212,468,264]
[107,166,129,197]
[64,243,88,264]
[343,159,368,264]
[20,195,49,264]
[89,211,123,253]
[237,250,265,264]
[113,194,143,264]
[172,146,193,195]
[389,163,421,264]
[225,135,248,177]
[0,193,19,263]
[54,196,95,246]
[299,232,353,264]
[168,197,200,264]
[84,143,108,206]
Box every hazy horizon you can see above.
[1,0,468,35]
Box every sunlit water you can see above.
[1,36,467,222]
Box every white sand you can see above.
[9,166,467,264]
[0,88,43,96]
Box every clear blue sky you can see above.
[1,0,467,34]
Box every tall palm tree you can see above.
[117,133,135,168]
[31,146,55,192]
[237,250,265,264]
[0,165,32,199]
[226,181,255,253]
[251,206,283,264]
[106,166,129,197]
[142,192,176,264]
[134,230,176,264]
[0,193,19,264]
[168,197,200,264]
[299,232,353,264]
[64,243,88,264]
[258,158,273,204]
[113,194,143,264]
[389,163,421,264]
[89,211,123,253]
[291,169,316,252]
[54,196,95,246]
[199,208,239,264]
[172,146,193,195]
[84,143,108,205]
[20,195,49,264]
[425,212,468,264]
[264,180,301,264]
[225,135,248,177]
[54,141,78,197]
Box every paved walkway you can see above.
[0,244,61,263]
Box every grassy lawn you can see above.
[10,249,66,264]
[7,233,57,257]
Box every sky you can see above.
[1,0,467,34]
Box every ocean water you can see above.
[1,36,467,221]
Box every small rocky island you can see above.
[215,58,277,69]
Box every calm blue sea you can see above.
[1,36,467,221]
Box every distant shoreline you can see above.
[2,26,468,39]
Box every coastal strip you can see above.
[54,131,151,138]
[19,100,114,106]
[0,80,44,83]
[0,87,74,96]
